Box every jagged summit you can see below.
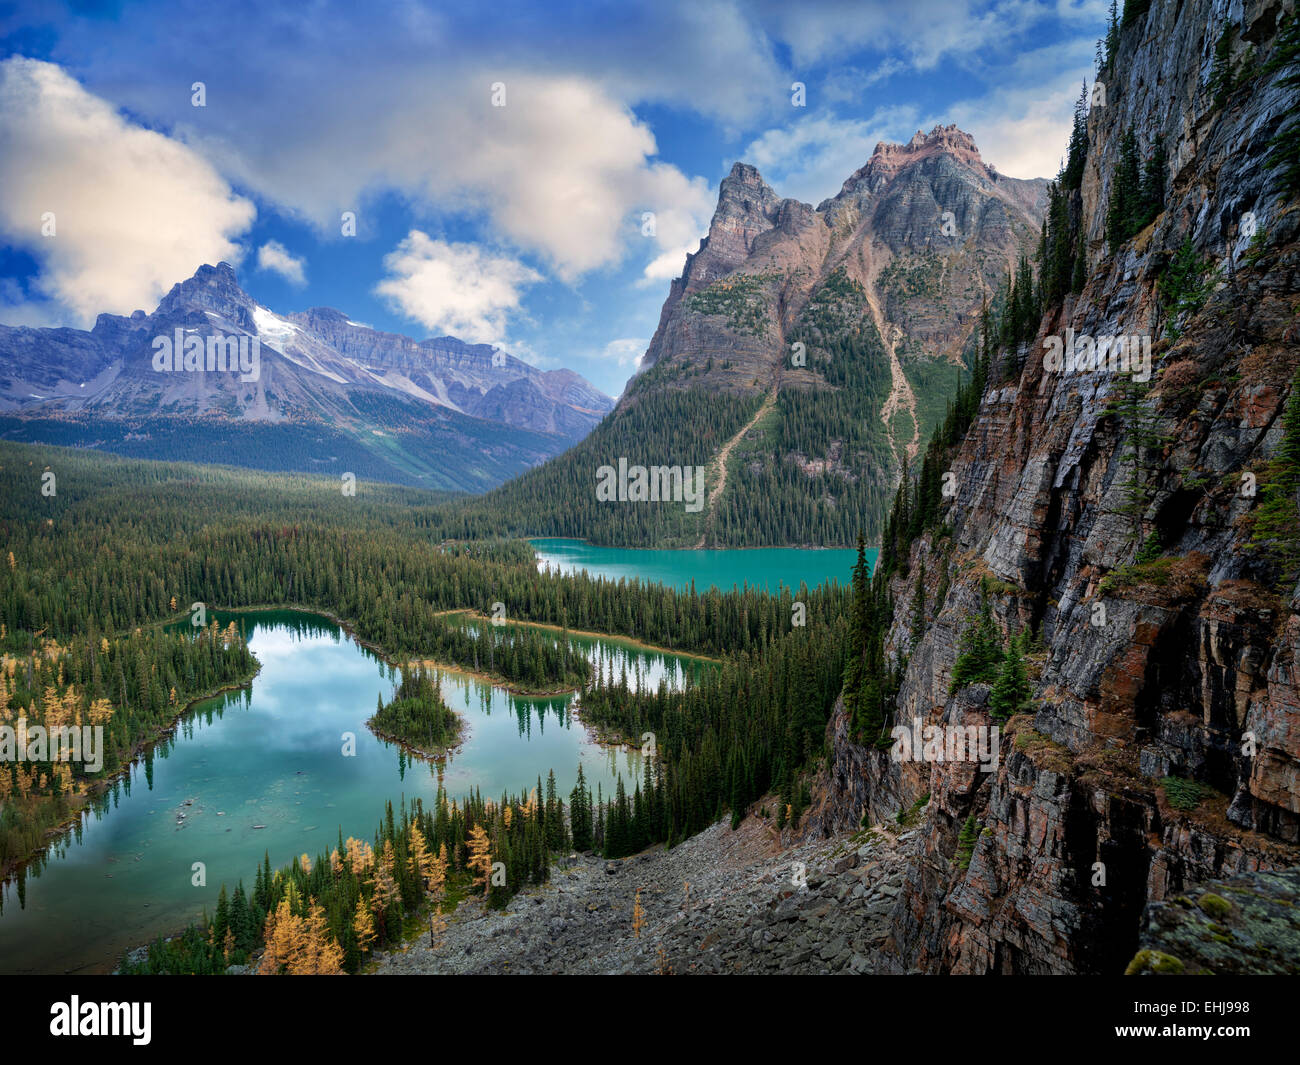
[863,124,988,178]
[829,125,1011,207]
[641,118,1049,388]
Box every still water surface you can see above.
[0,609,702,974]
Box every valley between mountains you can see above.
[4,0,1300,981]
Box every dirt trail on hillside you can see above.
[694,386,777,548]
[862,287,920,465]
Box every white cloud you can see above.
[0,58,255,324]
[173,68,714,283]
[601,337,650,367]
[374,232,542,345]
[821,59,907,104]
[38,2,732,286]
[946,37,1097,179]
[641,247,694,284]
[753,0,1073,71]
[256,240,307,286]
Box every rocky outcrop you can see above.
[1131,868,1300,974]
[809,0,1300,973]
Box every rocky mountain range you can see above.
[643,123,1048,391]
[0,263,613,492]
[472,122,1050,546]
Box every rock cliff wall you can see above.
[810,0,1300,974]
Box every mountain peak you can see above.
[833,124,992,200]
[723,160,769,185]
[154,261,249,319]
[717,161,780,210]
[882,124,983,167]
[188,261,241,287]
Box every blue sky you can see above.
[0,0,1105,397]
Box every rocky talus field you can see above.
[373,813,913,976]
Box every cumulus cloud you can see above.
[0,57,255,324]
[641,247,693,284]
[374,232,542,345]
[28,4,726,285]
[946,37,1097,179]
[175,70,715,284]
[255,240,307,285]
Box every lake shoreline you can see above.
[530,536,860,553]
[440,609,723,665]
[0,663,262,884]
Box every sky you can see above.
[0,0,1106,397]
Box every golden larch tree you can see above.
[354,896,376,957]
[466,823,493,896]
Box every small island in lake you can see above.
[367,668,463,760]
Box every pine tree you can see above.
[1209,19,1237,107]
[950,580,1003,691]
[1107,127,1142,251]
[1250,367,1300,577]
[1107,373,1163,536]
[570,764,593,852]
[304,900,344,975]
[427,843,449,947]
[1063,82,1090,190]
[910,561,927,641]
[1264,13,1300,196]
[1104,0,1120,67]
[988,634,1032,720]
[353,896,376,958]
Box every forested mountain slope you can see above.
[454,128,1048,547]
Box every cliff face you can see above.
[810,0,1300,973]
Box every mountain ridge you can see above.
[0,262,614,492]
[463,124,1049,546]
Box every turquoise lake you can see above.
[0,610,702,974]
[0,542,857,974]
[529,538,866,594]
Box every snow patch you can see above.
[252,305,302,352]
